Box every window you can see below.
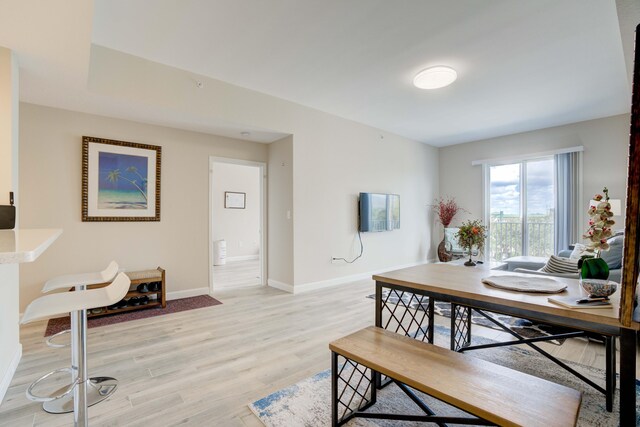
[478,149,581,262]
[486,158,555,261]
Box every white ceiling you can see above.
[0,0,636,146]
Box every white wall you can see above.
[18,103,269,311]
[0,47,20,404]
[438,114,630,242]
[293,128,439,287]
[211,162,260,259]
[89,46,440,290]
[267,136,294,286]
[0,48,18,206]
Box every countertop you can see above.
[0,229,62,263]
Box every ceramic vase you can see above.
[437,228,453,262]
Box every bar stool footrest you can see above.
[26,368,78,403]
[43,377,118,414]
[45,329,71,349]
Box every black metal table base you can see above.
[331,352,495,427]
[373,281,618,414]
[376,285,435,344]
[450,303,617,412]
[375,280,637,425]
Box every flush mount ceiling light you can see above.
[413,66,457,90]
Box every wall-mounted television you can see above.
[359,192,400,232]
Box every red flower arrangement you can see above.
[431,197,465,227]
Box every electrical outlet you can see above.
[331,256,338,264]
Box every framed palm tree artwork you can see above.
[82,136,161,221]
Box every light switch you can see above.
[286,210,291,220]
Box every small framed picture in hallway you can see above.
[224,191,246,209]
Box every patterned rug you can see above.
[249,325,640,427]
[44,295,222,336]
[367,290,575,344]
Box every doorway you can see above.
[209,157,266,292]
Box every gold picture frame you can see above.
[82,136,162,222]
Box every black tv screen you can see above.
[359,193,400,232]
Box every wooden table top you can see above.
[373,263,638,331]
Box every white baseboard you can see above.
[267,279,294,293]
[176,260,431,298]
[0,344,21,406]
[225,255,259,262]
[267,260,429,295]
[166,287,210,301]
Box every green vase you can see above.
[579,257,609,280]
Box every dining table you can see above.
[372,263,638,425]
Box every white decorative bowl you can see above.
[579,278,618,298]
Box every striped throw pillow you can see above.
[540,255,579,274]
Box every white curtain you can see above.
[554,152,580,253]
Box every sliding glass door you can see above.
[525,159,555,257]
[487,158,554,261]
[488,163,522,259]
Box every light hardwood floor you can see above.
[213,259,261,289]
[0,276,637,426]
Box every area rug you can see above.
[367,290,575,344]
[44,295,222,337]
[249,326,640,427]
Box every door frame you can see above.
[209,156,267,293]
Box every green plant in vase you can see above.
[579,187,615,280]
[455,220,487,266]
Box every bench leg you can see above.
[332,352,376,426]
[331,351,338,427]
[334,355,495,426]
[370,366,377,409]
[451,303,472,351]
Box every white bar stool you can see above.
[40,261,120,415]
[22,272,131,427]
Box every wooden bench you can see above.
[329,326,581,427]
